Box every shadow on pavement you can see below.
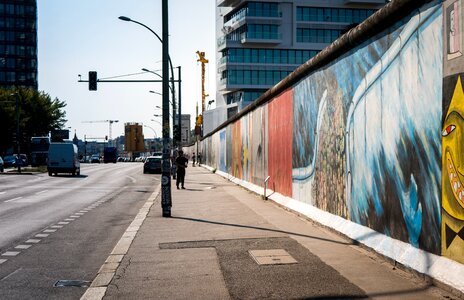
[171,216,353,246]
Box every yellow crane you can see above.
[82,119,119,141]
[196,51,208,127]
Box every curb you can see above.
[80,185,161,300]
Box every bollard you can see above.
[263,176,270,200]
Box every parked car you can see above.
[0,157,4,172]
[3,155,18,168]
[90,155,101,163]
[47,142,80,176]
[143,156,162,174]
[18,154,28,166]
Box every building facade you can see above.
[215,0,387,116]
[0,0,38,89]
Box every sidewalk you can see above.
[83,166,459,300]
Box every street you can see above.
[0,163,158,299]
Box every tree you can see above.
[0,87,67,156]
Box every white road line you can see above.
[15,245,31,250]
[35,190,48,195]
[2,251,20,257]
[0,192,6,195]
[43,229,57,233]
[57,222,69,225]
[4,197,23,203]
[25,239,40,243]
[0,259,7,265]
[35,234,49,238]
[126,175,137,183]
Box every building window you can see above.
[223,48,319,65]
[297,7,376,23]
[297,28,342,43]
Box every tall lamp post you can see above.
[118,2,172,217]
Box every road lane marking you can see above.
[2,251,20,257]
[50,225,63,228]
[35,234,49,238]
[4,197,23,203]
[15,245,31,250]
[43,229,57,233]
[57,222,69,225]
[126,175,136,183]
[35,190,48,195]
[64,218,74,221]
[0,259,7,265]
[0,192,6,195]
[25,239,40,243]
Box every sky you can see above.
[37,0,217,141]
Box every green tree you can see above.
[0,87,67,156]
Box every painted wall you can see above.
[186,1,464,264]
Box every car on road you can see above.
[90,155,101,163]
[3,155,18,168]
[47,142,80,176]
[0,156,4,172]
[143,156,162,174]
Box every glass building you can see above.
[215,0,387,115]
[0,0,38,90]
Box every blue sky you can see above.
[37,0,216,140]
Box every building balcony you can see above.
[217,0,243,7]
[217,36,242,51]
[240,32,282,45]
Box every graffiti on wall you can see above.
[291,2,442,254]
[268,90,293,197]
[442,74,464,263]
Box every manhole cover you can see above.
[54,280,90,287]
[249,249,297,265]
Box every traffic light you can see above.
[173,125,180,142]
[89,71,97,91]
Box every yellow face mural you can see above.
[442,75,464,263]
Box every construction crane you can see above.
[82,120,119,141]
[196,51,208,128]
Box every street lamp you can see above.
[119,11,175,217]
[149,90,162,96]
[119,6,172,217]
[119,15,177,140]
[143,125,158,138]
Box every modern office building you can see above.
[215,0,387,119]
[0,0,38,89]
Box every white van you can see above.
[47,142,81,176]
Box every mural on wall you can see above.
[292,2,442,254]
[268,90,293,197]
[219,129,227,173]
[231,121,242,178]
[442,75,464,263]
[241,115,252,182]
[250,107,268,185]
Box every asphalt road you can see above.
[0,162,158,300]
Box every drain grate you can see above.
[249,249,297,265]
[54,280,90,287]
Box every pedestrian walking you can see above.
[197,153,202,165]
[175,150,188,189]
[192,152,196,166]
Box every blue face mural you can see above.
[292,2,442,254]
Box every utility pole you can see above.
[15,93,21,174]
[177,66,182,146]
[161,0,172,217]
